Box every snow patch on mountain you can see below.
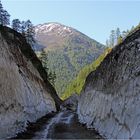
[35,22,73,37]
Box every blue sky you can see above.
[2,0,140,44]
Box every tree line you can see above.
[106,26,136,48]
[0,0,35,48]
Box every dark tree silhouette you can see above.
[21,20,35,48]
[48,71,56,86]
[25,20,35,46]
[21,21,26,35]
[40,49,49,71]
[40,49,56,86]
[0,0,3,25]
[116,28,121,43]
[12,19,21,32]
[0,1,10,26]
[109,30,115,47]
[2,10,10,26]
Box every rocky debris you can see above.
[77,28,140,139]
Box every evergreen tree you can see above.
[122,31,127,38]
[109,30,115,47]
[2,10,10,26]
[106,28,123,47]
[24,20,35,47]
[131,26,135,31]
[48,71,56,86]
[40,49,56,86]
[0,1,10,26]
[126,29,130,35]
[12,19,21,32]
[21,21,26,35]
[116,28,121,44]
[21,20,35,48]
[0,0,4,25]
[106,39,110,47]
[40,49,49,71]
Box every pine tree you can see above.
[12,19,21,32]
[48,71,56,86]
[116,28,121,44]
[24,20,35,47]
[106,39,110,47]
[122,31,127,38]
[40,49,49,71]
[21,21,26,35]
[126,30,129,35]
[131,26,135,31]
[21,20,35,48]
[0,1,10,26]
[48,71,53,83]
[40,49,56,86]
[52,71,56,86]
[109,30,115,47]
[0,0,3,25]
[2,10,10,26]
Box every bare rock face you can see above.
[77,29,140,139]
[0,26,60,138]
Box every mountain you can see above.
[35,22,105,97]
[0,26,61,138]
[77,27,140,139]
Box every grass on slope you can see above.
[61,47,112,100]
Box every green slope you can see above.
[61,48,112,100]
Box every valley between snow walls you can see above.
[78,28,140,139]
[0,26,61,138]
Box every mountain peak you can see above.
[35,22,73,36]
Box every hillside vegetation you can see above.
[35,23,104,97]
[61,47,112,100]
